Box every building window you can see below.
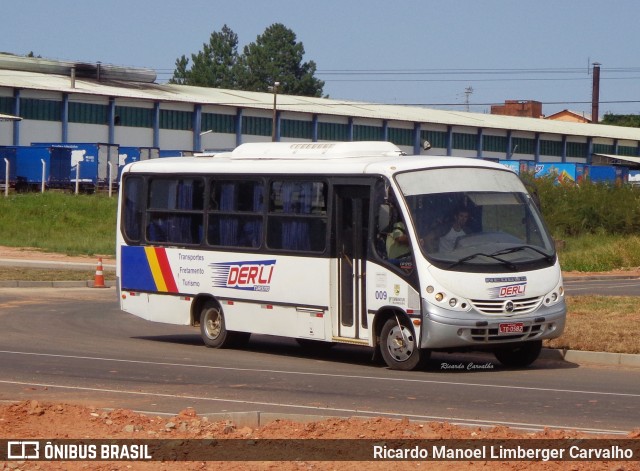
[421,130,447,149]
[20,98,61,122]
[353,124,382,141]
[512,137,535,156]
[388,127,412,146]
[318,122,348,141]
[452,132,476,151]
[540,140,562,157]
[483,135,507,153]
[69,102,108,125]
[566,142,587,158]
[593,143,615,155]
[242,116,271,136]
[0,96,14,114]
[159,109,192,130]
[117,106,153,128]
[618,146,637,157]
[281,119,313,139]
[202,113,234,134]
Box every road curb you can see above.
[541,348,640,368]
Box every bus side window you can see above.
[123,176,144,242]
[146,178,204,245]
[208,179,264,249]
[267,180,327,252]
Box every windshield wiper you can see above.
[491,245,555,263]
[447,252,518,270]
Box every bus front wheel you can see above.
[493,340,542,367]
[380,317,428,371]
[200,302,235,348]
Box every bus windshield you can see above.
[396,167,555,271]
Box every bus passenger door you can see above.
[334,186,370,340]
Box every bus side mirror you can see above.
[378,204,391,232]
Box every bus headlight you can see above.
[449,298,458,308]
[434,292,444,302]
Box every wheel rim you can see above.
[385,324,415,362]
[203,308,222,339]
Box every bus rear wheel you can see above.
[493,340,542,367]
[380,317,429,371]
[200,302,239,348]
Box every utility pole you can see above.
[591,63,600,124]
[464,86,473,112]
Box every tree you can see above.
[237,23,324,97]
[601,113,640,128]
[170,23,324,97]
[169,25,240,88]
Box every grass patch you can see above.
[544,296,640,354]
[0,193,117,257]
[557,234,640,271]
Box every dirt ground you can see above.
[1,246,639,469]
[0,400,638,470]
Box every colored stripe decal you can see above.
[154,247,178,293]
[145,246,168,292]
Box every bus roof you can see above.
[123,142,513,178]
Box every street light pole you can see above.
[271,81,280,142]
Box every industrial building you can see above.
[1,53,640,165]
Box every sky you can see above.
[2,0,640,118]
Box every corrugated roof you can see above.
[1,68,639,142]
[593,153,640,166]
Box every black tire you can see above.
[199,301,237,348]
[379,317,429,371]
[494,340,542,368]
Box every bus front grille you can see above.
[469,296,543,315]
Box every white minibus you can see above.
[116,142,565,370]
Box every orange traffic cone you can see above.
[93,257,106,288]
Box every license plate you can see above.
[499,322,524,334]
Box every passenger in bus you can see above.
[386,221,411,263]
[438,207,469,252]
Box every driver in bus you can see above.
[438,207,470,252]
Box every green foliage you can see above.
[0,193,117,256]
[170,25,240,89]
[601,113,640,128]
[171,23,324,97]
[524,174,640,237]
[237,23,324,97]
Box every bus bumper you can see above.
[419,298,566,350]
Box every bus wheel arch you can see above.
[374,309,429,371]
[193,296,250,349]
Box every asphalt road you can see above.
[0,287,639,434]
[563,276,640,296]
